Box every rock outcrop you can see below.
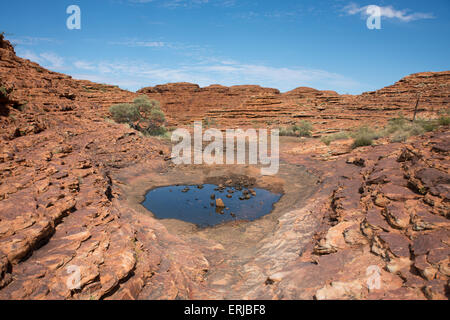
[0,35,200,299]
[274,130,449,300]
[138,72,450,133]
[0,34,448,300]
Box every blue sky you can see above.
[1,0,449,94]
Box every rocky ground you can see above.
[0,35,448,300]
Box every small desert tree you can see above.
[109,96,166,136]
[109,103,140,124]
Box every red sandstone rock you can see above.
[0,34,448,300]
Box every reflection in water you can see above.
[142,184,281,228]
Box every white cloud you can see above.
[74,60,96,70]
[71,73,145,89]
[17,50,41,63]
[68,58,365,93]
[162,0,212,8]
[9,36,57,46]
[17,49,65,70]
[108,40,166,47]
[15,48,366,93]
[129,0,235,8]
[343,3,435,22]
[39,52,64,69]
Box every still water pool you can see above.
[142,184,282,227]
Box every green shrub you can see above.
[383,114,440,143]
[351,126,380,140]
[388,113,407,126]
[144,108,166,135]
[437,109,450,126]
[293,121,313,137]
[351,126,379,149]
[385,114,408,134]
[110,103,140,123]
[408,123,426,136]
[0,86,8,97]
[109,96,167,136]
[147,125,168,137]
[134,96,160,111]
[352,135,373,149]
[320,131,350,146]
[348,111,447,148]
[280,120,313,137]
[438,116,450,126]
[414,118,438,132]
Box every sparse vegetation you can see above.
[33,66,44,73]
[279,120,313,137]
[320,131,350,146]
[341,111,449,149]
[351,126,379,149]
[414,118,438,132]
[382,113,440,143]
[437,109,450,126]
[83,84,115,93]
[203,116,217,128]
[109,96,167,136]
[390,130,409,143]
[438,116,450,126]
[156,130,172,140]
[0,86,8,97]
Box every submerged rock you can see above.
[215,198,225,208]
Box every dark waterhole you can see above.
[142,184,282,227]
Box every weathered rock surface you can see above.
[0,34,448,300]
[277,130,449,300]
[138,71,450,134]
